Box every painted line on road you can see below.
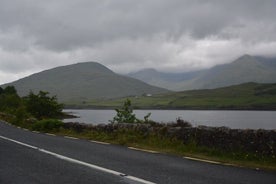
[46,133,56,136]
[32,131,40,133]
[64,136,79,140]
[0,135,38,150]
[128,147,159,154]
[184,156,221,164]
[183,156,241,168]
[90,140,110,145]
[0,135,155,184]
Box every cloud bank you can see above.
[1,0,276,84]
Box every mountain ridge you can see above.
[1,62,168,103]
[2,54,276,104]
[128,55,276,91]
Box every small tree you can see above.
[143,112,151,123]
[0,86,22,112]
[111,99,152,124]
[25,91,63,119]
[111,99,137,124]
[3,86,17,94]
[0,87,3,95]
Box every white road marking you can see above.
[183,156,240,167]
[128,147,159,154]
[64,136,79,140]
[32,131,40,133]
[0,135,155,184]
[90,140,110,145]
[0,135,38,150]
[183,156,221,164]
[46,133,56,136]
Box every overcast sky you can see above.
[1,0,276,84]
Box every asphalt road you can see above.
[0,121,275,184]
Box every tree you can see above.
[0,87,3,95]
[0,86,21,112]
[25,91,63,119]
[111,99,152,124]
[3,86,17,94]
[111,99,137,124]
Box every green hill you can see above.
[85,82,276,110]
[1,62,168,103]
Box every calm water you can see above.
[63,109,276,129]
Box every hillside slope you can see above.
[88,82,276,110]
[190,55,276,89]
[2,62,168,102]
[128,55,276,91]
[128,69,201,90]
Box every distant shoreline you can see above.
[63,105,276,111]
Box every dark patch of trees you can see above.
[0,86,63,120]
[24,91,63,119]
[0,86,21,112]
[0,87,3,94]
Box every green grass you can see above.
[2,82,276,171]
[51,127,276,171]
[65,83,276,110]
[2,112,275,171]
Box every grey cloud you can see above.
[0,0,276,84]
[1,0,276,51]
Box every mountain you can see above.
[189,55,276,90]
[128,68,201,90]
[1,62,168,103]
[128,55,276,91]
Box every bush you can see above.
[31,119,63,132]
[111,99,152,124]
[12,106,29,125]
[174,117,192,127]
[25,91,63,119]
[0,86,22,112]
[111,99,138,124]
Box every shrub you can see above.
[111,99,152,124]
[24,91,63,119]
[111,99,138,124]
[175,117,192,127]
[31,119,63,132]
[0,86,22,112]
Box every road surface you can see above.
[0,121,275,184]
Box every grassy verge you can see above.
[1,112,275,171]
[31,123,276,171]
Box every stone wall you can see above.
[63,120,276,157]
[167,126,275,156]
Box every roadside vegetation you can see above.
[0,86,275,171]
[110,99,152,124]
[0,86,65,131]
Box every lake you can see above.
[63,109,276,130]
